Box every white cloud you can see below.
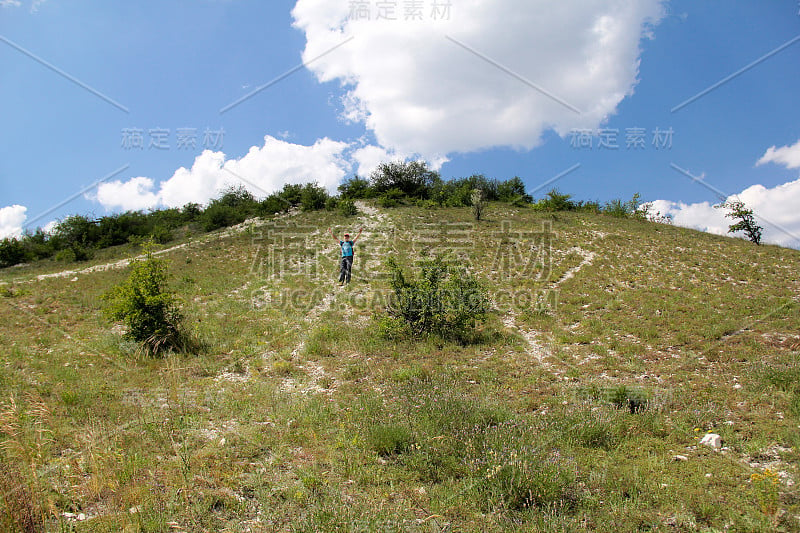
[350,145,395,177]
[292,0,665,159]
[757,139,800,170]
[649,199,729,235]
[0,0,45,11]
[221,135,350,200]
[650,178,800,249]
[95,136,353,211]
[96,177,160,212]
[159,150,228,208]
[0,205,27,239]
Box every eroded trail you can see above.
[8,215,284,284]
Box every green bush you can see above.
[102,248,195,356]
[603,193,642,219]
[497,176,532,204]
[338,175,374,199]
[384,255,489,343]
[258,194,290,216]
[150,224,173,244]
[377,188,404,208]
[374,314,412,340]
[54,214,99,250]
[370,161,439,198]
[534,189,576,211]
[338,199,358,217]
[201,204,246,231]
[279,183,304,206]
[300,183,329,212]
[0,238,28,268]
[53,248,76,262]
[577,200,601,214]
[413,199,438,209]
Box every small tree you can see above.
[471,188,486,220]
[338,198,359,217]
[103,247,194,355]
[716,200,762,245]
[535,189,576,211]
[0,238,28,268]
[300,183,329,211]
[383,255,489,343]
[338,176,374,199]
[54,214,97,260]
[370,161,439,199]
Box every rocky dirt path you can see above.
[501,232,604,375]
[275,200,389,394]
[7,215,284,284]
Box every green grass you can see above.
[1,203,799,531]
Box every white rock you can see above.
[673,455,689,461]
[77,513,86,521]
[700,433,722,448]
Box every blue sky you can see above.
[1,0,799,247]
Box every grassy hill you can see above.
[1,202,799,532]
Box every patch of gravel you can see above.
[502,314,551,368]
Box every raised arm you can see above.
[352,227,364,243]
[328,227,339,243]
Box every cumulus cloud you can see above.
[350,145,395,177]
[222,136,350,199]
[650,178,800,249]
[292,0,665,159]
[159,150,228,208]
[96,177,160,212]
[757,139,800,170]
[0,205,27,239]
[95,136,353,211]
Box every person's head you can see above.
[344,233,350,241]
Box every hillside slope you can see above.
[1,203,799,532]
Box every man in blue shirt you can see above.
[329,227,363,285]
